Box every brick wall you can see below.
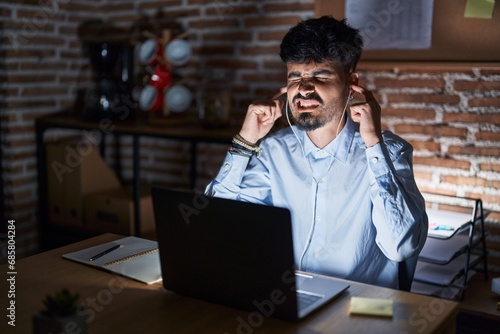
[1,0,499,272]
[1,0,99,257]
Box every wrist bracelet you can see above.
[234,133,257,146]
[229,145,253,158]
[231,134,262,157]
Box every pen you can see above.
[89,244,122,261]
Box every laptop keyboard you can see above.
[297,291,323,309]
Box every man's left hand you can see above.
[349,84,383,147]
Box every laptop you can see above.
[151,187,349,321]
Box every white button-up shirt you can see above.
[205,117,428,289]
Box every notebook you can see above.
[62,236,162,284]
[151,187,350,321]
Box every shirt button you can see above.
[318,178,323,183]
[317,215,321,221]
[224,163,230,169]
[385,193,391,198]
[372,157,379,164]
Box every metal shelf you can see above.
[411,195,489,300]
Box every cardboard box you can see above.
[46,137,121,228]
[84,186,154,235]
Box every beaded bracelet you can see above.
[234,133,256,146]
[230,134,262,157]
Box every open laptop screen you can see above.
[152,188,299,320]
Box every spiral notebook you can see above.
[62,236,162,284]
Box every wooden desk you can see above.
[35,111,238,243]
[460,273,500,320]
[0,234,460,334]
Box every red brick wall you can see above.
[1,1,499,271]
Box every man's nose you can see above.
[298,78,315,96]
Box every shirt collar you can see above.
[298,116,355,163]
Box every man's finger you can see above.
[272,86,288,99]
[350,84,376,102]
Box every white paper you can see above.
[426,208,473,238]
[345,0,434,50]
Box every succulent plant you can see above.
[41,289,80,318]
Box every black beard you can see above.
[289,94,326,130]
[288,111,325,131]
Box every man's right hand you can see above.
[238,87,287,144]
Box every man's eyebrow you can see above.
[287,69,335,78]
[311,69,335,76]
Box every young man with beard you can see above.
[205,16,428,289]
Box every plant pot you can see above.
[33,312,87,334]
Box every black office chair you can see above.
[398,256,418,291]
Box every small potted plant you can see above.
[33,289,87,334]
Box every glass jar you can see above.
[197,68,232,128]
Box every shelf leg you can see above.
[133,135,141,237]
[189,140,197,190]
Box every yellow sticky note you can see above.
[350,297,393,317]
[464,0,495,19]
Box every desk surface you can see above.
[0,234,460,334]
[460,273,500,319]
[36,111,239,143]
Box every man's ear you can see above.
[348,72,359,99]
[349,72,359,86]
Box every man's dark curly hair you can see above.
[279,16,363,74]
